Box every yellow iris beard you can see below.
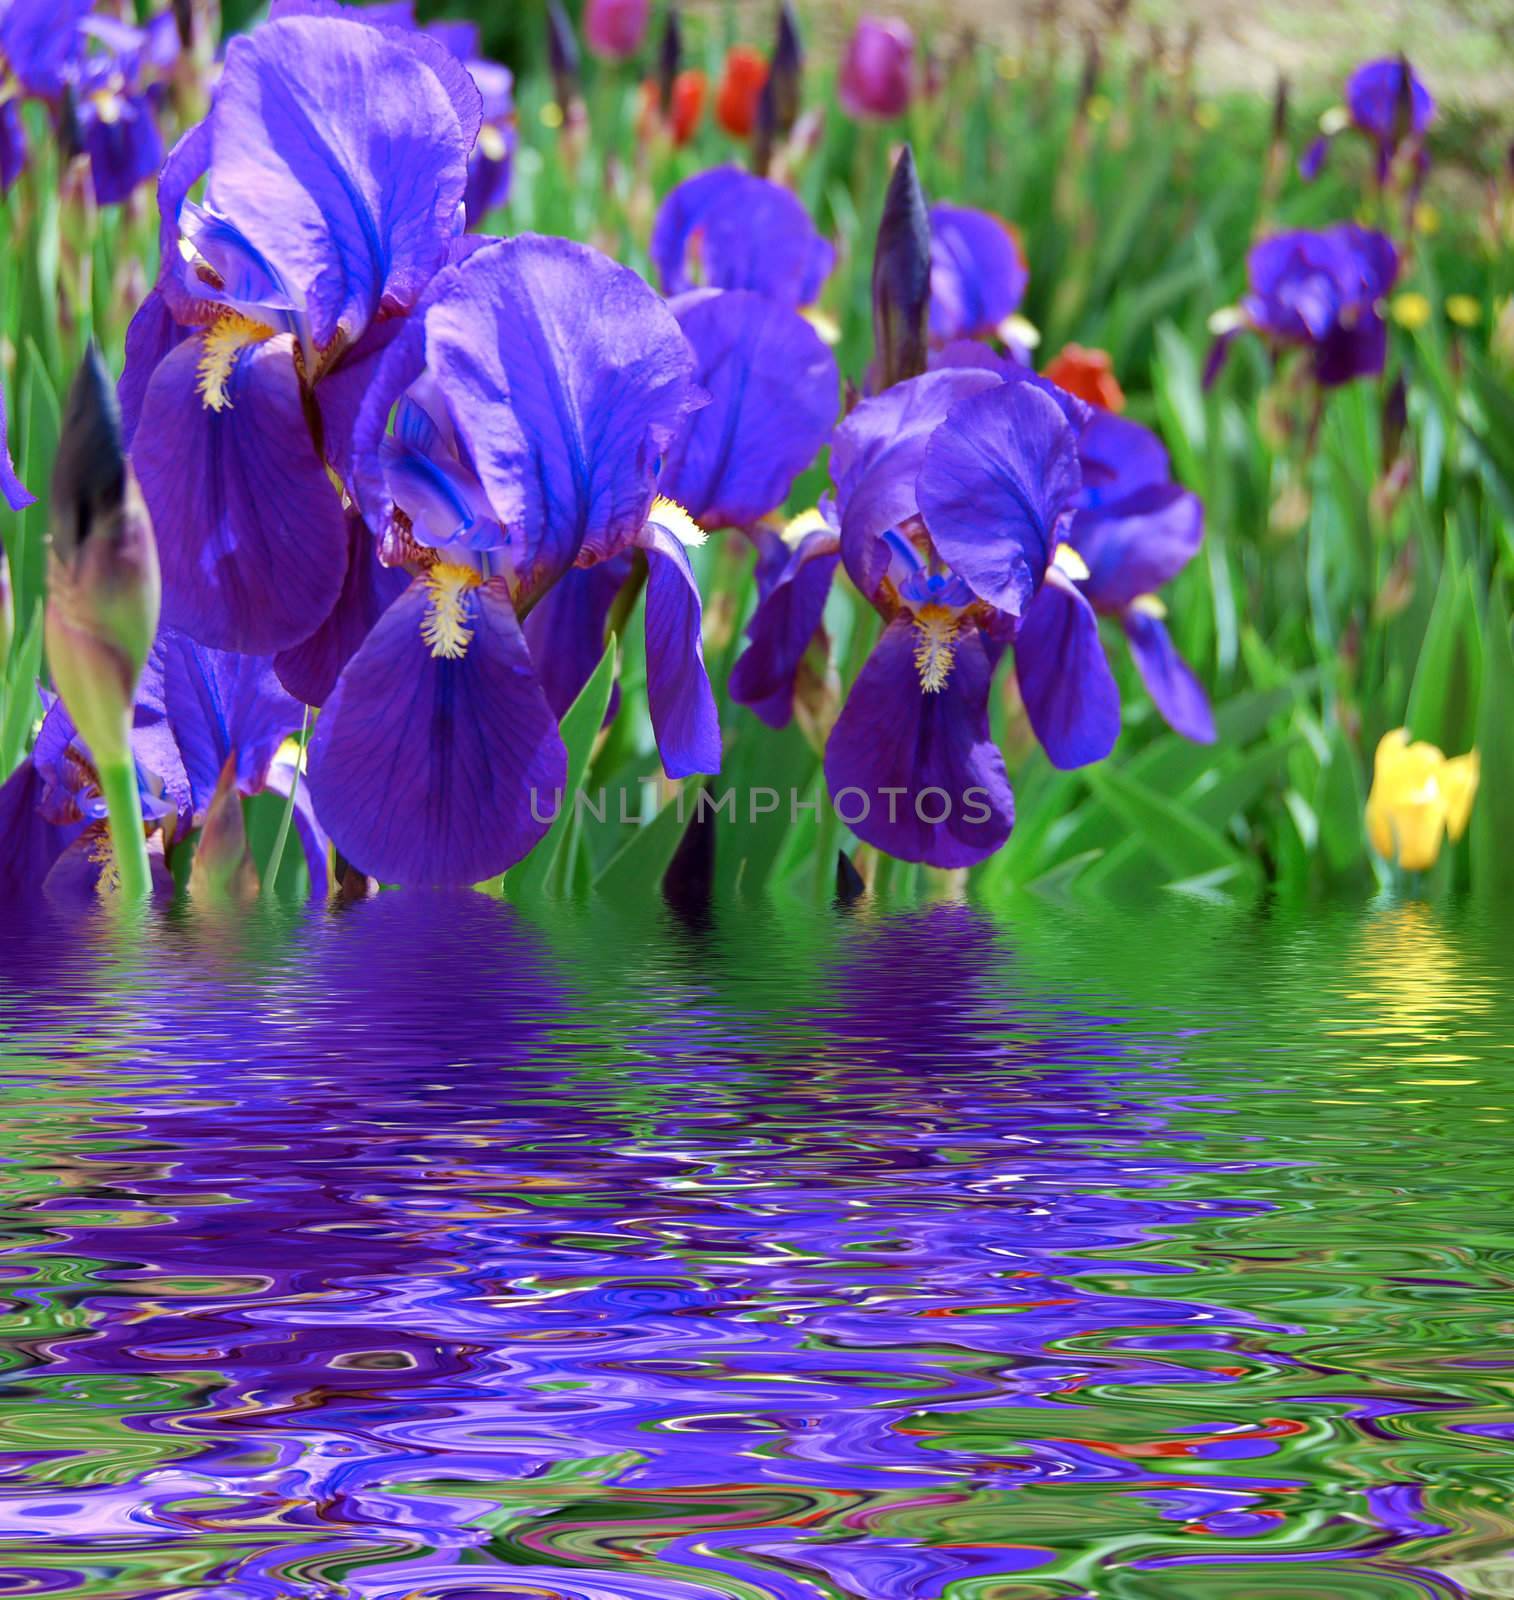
[421,564,484,660]
[913,605,960,694]
[197,313,275,412]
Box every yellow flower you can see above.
[1391,292,1432,331]
[1413,202,1441,236]
[1194,102,1220,130]
[1445,294,1482,328]
[1086,94,1112,124]
[1365,729,1480,872]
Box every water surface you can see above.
[0,895,1510,1597]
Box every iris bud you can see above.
[768,1,804,136]
[871,143,931,391]
[46,343,160,771]
[657,5,682,115]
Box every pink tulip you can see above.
[838,15,915,120]
[585,0,650,61]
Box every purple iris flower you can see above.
[0,627,321,904]
[733,365,1211,864]
[927,204,1028,345]
[650,166,835,310]
[1302,58,1434,184]
[69,16,172,206]
[0,0,172,204]
[305,234,717,887]
[1205,224,1398,389]
[120,4,481,658]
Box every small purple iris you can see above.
[0,0,175,203]
[1205,223,1399,389]
[927,203,1029,346]
[305,234,719,887]
[1301,57,1434,185]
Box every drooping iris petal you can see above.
[421,235,700,585]
[728,523,841,729]
[1073,484,1204,611]
[1,372,33,511]
[831,368,1001,601]
[205,13,476,348]
[1314,313,1388,387]
[159,628,305,812]
[1122,608,1216,744]
[927,204,1028,343]
[660,289,838,530]
[650,167,835,309]
[1014,572,1121,769]
[43,828,175,908]
[0,760,67,902]
[633,517,721,778]
[133,333,348,653]
[521,555,632,720]
[0,0,90,95]
[823,618,1013,868]
[273,515,410,707]
[915,379,1082,617]
[463,59,515,227]
[307,577,567,885]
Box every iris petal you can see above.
[823,618,1013,868]
[661,289,838,531]
[633,518,721,778]
[729,525,841,729]
[307,577,567,885]
[1073,484,1204,611]
[206,14,473,347]
[1014,572,1122,769]
[1122,608,1216,744]
[831,368,1001,602]
[133,333,349,653]
[915,379,1082,617]
[421,235,700,588]
[927,204,1028,343]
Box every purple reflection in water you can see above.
[0,899,1472,1596]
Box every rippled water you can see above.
[0,893,1510,1598]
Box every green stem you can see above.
[263,705,311,901]
[98,755,151,904]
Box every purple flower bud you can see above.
[839,14,915,121]
[657,4,682,113]
[584,0,650,61]
[768,0,804,135]
[45,343,160,769]
[872,144,932,390]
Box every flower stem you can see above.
[97,756,152,904]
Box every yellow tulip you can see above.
[1365,728,1480,872]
